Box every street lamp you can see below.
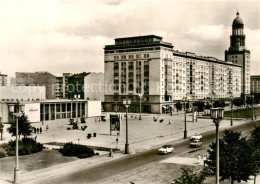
[182,96,187,139]
[229,93,234,126]
[251,92,255,120]
[12,100,22,184]
[138,94,143,120]
[210,107,224,184]
[74,94,80,123]
[123,99,131,154]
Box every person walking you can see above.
[40,127,42,134]
[46,124,49,130]
[197,154,201,165]
[203,155,207,166]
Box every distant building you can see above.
[0,73,7,86]
[67,72,90,99]
[62,73,71,98]
[251,75,260,94]
[225,11,250,97]
[104,35,241,113]
[84,73,104,101]
[15,72,57,99]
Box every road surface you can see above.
[38,120,260,184]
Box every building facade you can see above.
[251,75,260,94]
[84,73,104,101]
[15,72,58,99]
[104,35,241,113]
[225,11,250,97]
[0,73,7,86]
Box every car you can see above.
[190,139,202,148]
[158,145,174,154]
[190,133,202,140]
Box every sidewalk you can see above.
[0,112,254,183]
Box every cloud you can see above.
[0,0,259,78]
[102,0,124,6]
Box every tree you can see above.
[233,98,244,108]
[175,101,182,115]
[7,113,32,140]
[174,168,208,184]
[205,102,212,110]
[0,121,4,140]
[206,129,255,184]
[193,101,205,115]
[249,126,260,183]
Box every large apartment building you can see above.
[104,35,241,113]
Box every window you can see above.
[144,54,149,58]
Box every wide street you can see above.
[35,120,260,184]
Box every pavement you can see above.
[0,110,258,184]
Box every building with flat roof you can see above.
[84,73,104,101]
[0,73,7,86]
[15,72,58,99]
[251,75,260,94]
[104,35,241,113]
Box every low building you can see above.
[1,99,101,123]
[0,86,46,123]
[84,73,104,101]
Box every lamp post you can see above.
[123,99,131,154]
[138,94,143,120]
[13,100,22,184]
[182,96,187,139]
[251,92,255,120]
[74,94,80,123]
[229,93,234,126]
[210,108,224,184]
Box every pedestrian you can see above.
[197,154,201,165]
[153,116,155,120]
[42,121,44,125]
[40,127,42,134]
[37,128,39,134]
[35,136,37,141]
[109,149,113,157]
[169,120,171,125]
[34,127,37,133]
[203,155,207,166]
[46,124,49,130]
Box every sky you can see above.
[0,0,259,79]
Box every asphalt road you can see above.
[38,120,260,184]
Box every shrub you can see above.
[0,147,7,158]
[3,138,43,156]
[87,133,92,139]
[60,142,95,159]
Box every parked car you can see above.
[190,133,202,140]
[158,145,174,154]
[190,139,202,148]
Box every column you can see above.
[54,103,56,120]
[43,104,45,121]
[48,104,51,121]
